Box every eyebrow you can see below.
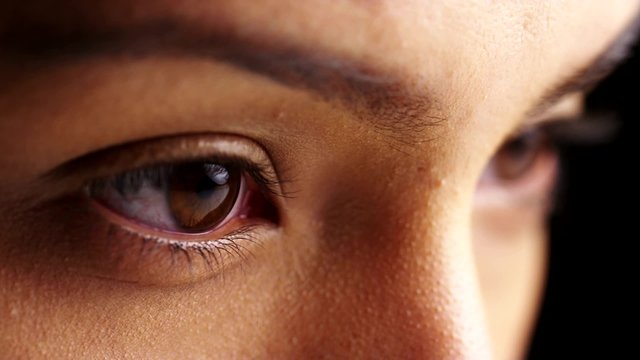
[2,13,639,140]
[1,22,439,142]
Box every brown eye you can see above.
[168,163,241,232]
[488,129,550,182]
[88,162,243,233]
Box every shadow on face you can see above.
[0,1,638,359]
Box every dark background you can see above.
[527,46,638,358]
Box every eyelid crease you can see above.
[541,113,620,145]
[513,113,619,146]
[38,132,290,201]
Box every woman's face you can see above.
[0,1,637,358]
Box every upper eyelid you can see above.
[540,113,619,145]
[38,132,286,201]
[508,111,618,145]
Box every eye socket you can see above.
[480,127,555,186]
[88,161,246,234]
[33,134,283,285]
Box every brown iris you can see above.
[167,163,241,232]
[492,129,550,181]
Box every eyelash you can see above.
[90,156,286,198]
[104,222,263,272]
[476,114,616,211]
[96,157,282,269]
[46,116,606,284]
[530,113,617,147]
[32,134,286,284]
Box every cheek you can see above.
[472,199,548,360]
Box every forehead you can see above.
[2,1,636,101]
[2,1,635,65]
[0,0,637,189]
[1,0,638,145]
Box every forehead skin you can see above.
[0,1,637,177]
[1,0,635,99]
[0,1,638,359]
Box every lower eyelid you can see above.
[99,221,269,285]
[21,193,274,286]
[475,151,559,208]
[100,222,273,286]
[91,215,273,286]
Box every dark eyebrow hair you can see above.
[526,12,640,119]
[2,12,639,140]
[1,22,441,143]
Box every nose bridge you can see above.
[422,244,492,359]
[374,211,492,358]
[312,178,493,358]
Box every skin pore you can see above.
[0,1,638,359]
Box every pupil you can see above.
[168,162,240,232]
[505,133,535,162]
[195,176,217,199]
[507,139,527,158]
[495,130,545,180]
